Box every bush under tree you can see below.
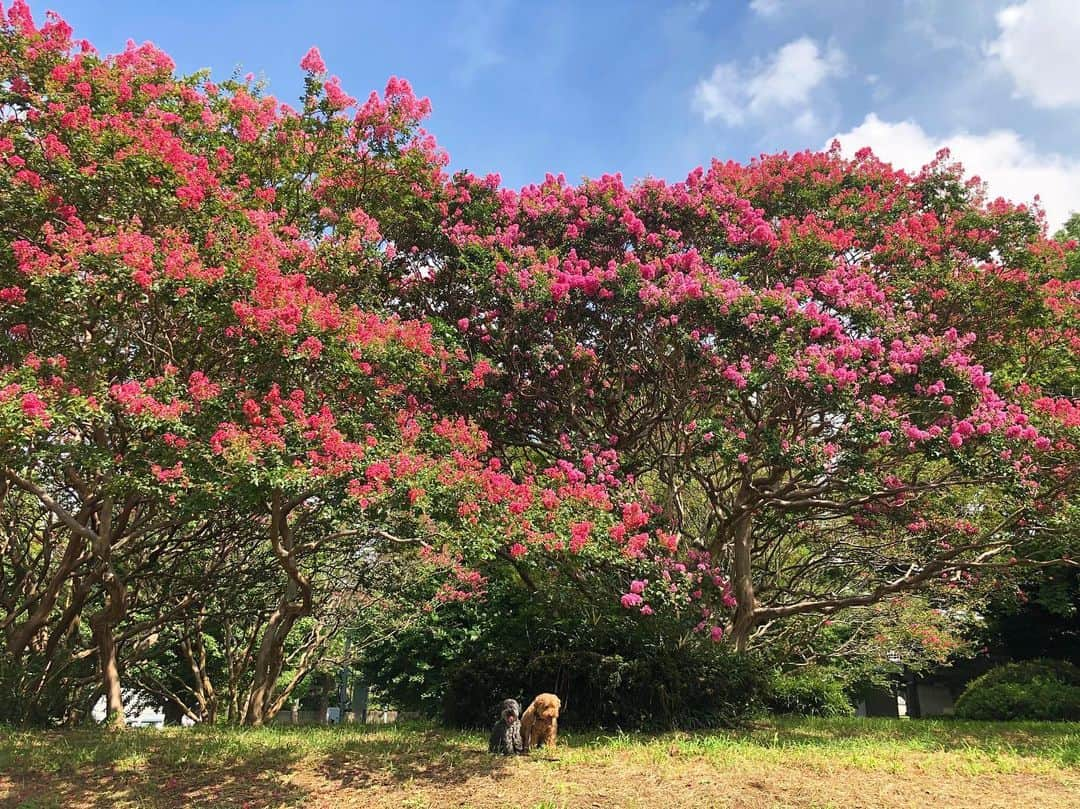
[954,659,1080,721]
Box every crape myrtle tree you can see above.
[383,149,1080,652]
[1055,213,1080,291]
[0,4,634,728]
[127,548,445,725]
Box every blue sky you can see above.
[39,0,1080,226]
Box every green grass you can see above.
[562,716,1080,772]
[2,717,1078,773]
[1,718,1077,808]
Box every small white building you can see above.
[91,692,195,727]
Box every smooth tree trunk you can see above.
[730,513,757,652]
[6,528,86,657]
[318,681,330,726]
[93,614,125,730]
[181,620,217,723]
[243,493,311,726]
[244,599,297,726]
[90,498,126,730]
[721,477,764,652]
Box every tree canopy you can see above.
[0,2,1077,727]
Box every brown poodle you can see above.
[520,693,561,753]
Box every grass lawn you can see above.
[1,717,1078,808]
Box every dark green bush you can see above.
[765,668,854,717]
[954,659,1080,721]
[441,643,768,730]
[360,558,772,731]
[0,653,96,727]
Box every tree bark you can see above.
[317,678,330,725]
[243,493,311,726]
[729,485,757,653]
[93,614,125,730]
[244,599,295,726]
[730,507,756,652]
[6,528,86,657]
[181,619,217,723]
[90,497,126,730]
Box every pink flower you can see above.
[0,286,26,304]
[162,432,188,448]
[300,46,326,74]
[709,626,724,642]
[620,592,643,608]
[187,371,220,402]
[629,579,646,595]
[298,336,324,359]
[151,462,185,483]
[569,521,592,552]
[457,317,470,332]
[365,461,392,482]
[509,542,527,559]
[640,604,654,616]
[20,392,49,424]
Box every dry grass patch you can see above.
[1,718,1077,808]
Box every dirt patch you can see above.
[292,755,1079,809]
[7,749,1076,809]
[3,721,1078,809]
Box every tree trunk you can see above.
[163,700,184,726]
[318,679,330,725]
[244,602,294,726]
[181,620,217,723]
[730,493,757,653]
[353,682,369,725]
[6,529,85,657]
[242,493,311,727]
[94,617,125,730]
[243,593,305,725]
[90,498,126,730]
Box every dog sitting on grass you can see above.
[487,698,523,755]
[520,693,560,753]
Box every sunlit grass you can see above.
[1,717,1076,808]
[4,716,1074,775]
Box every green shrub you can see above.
[765,668,854,717]
[954,659,1080,721]
[441,644,768,731]
[362,560,772,730]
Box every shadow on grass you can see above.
[313,726,527,791]
[549,716,1080,766]
[5,748,306,809]
[2,717,1077,807]
[569,716,1080,765]
[0,722,522,808]
[742,717,1080,755]
[1,727,308,808]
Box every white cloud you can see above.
[793,110,818,133]
[693,37,843,126]
[830,114,1080,229]
[694,64,744,125]
[902,0,976,55]
[749,0,783,16]
[988,0,1080,108]
[449,0,508,85]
